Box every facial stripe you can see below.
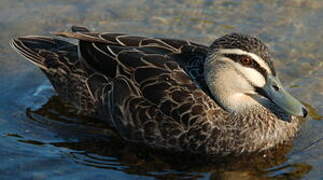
[223,54,268,80]
[215,55,266,88]
[217,49,272,74]
[237,65,266,87]
[252,59,268,80]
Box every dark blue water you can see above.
[1,0,323,179]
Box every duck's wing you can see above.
[56,26,210,91]
[55,28,227,152]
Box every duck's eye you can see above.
[240,56,253,66]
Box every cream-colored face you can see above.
[217,49,272,88]
[205,48,307,117]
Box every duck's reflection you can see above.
[24,96,311,180]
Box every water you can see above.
[1,0,323,179]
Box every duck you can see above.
[10,26,307,156]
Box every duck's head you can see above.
[204,33,307,118]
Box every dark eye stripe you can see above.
[223,54,268,80]
[223,54,241,63]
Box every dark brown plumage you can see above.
[10,26,302,156]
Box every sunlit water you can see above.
[0,0,322,179]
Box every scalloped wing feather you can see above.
[12,26,228,153]
[72,32,228,152]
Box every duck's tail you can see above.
[10,36,77,70]
[10,26,98,117]
[10,25,89,70]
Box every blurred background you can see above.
[0,0,322,179]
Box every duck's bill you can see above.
[256,75,307,118]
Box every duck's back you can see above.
[11,26,228,153]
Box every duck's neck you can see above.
[232,105,300,152]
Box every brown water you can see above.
[0,0,322,179]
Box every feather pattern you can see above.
[10,26,301,156]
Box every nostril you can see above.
[272,85,279,91]
[302,107,308,118]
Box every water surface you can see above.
[1,0,323,179]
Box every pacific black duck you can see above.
[10,26,307,156]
